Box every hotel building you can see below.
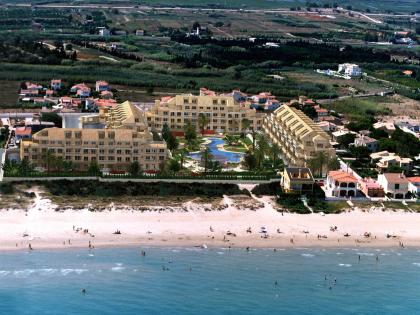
[20,101,168,172]
[145,90,265,134]
[262,105,335,172]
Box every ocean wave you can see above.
[301,253,315,257]
[357,252,375,256]
[412,263,420,267]
[38,268,57,276]
[61,268,88,276]
[336,252,343,255]
[111,267,125,272]
[339,264,352,267]
[14,269,36,277]
[0,271,10,276]
[88,254,94,257]
[217,252,224,255]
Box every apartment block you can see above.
[21,101,168,172]
[145,91,265,134]
[263,105,335,172]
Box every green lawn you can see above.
[325,96,393,119]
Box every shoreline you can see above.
[1,235,418,252]
[0,191,419,252]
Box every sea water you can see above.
[0,247,419,314]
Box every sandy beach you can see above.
[1,187,420,251]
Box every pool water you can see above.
[188,137,244,163]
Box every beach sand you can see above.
[0,189,419,251]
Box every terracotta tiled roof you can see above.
[328,170,358,183]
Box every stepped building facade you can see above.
[145,90,265,134]
[263,105,335,173]
[20,101,168,172]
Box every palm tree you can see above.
[200,147,213,173]
[42,149,56,174]
[270,143,281,169]
[308,151,328,177]
[198,113,210,136]
[255,134,270,169]
[178,148,188,169]
[241,118,251,136]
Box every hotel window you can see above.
[65,132,72,139]
[83,141,89,145]
[317,144,324,148]
[99,132,105,139]
[192,106,196,110]
[100,149,105,154]
[117,157,122,162]
[183,98,188,104]
[185,106,190,110]
[125,150,130,154]
[66,141,71,146]
[83,149,88,154]
[126,157,130,162]
[75,156,81,161]
[109,149,114,154]
[117,150,122,154]
[108,156,115,161]
[192,99,197,104]
[75,132,81,139]
[177,112,181,116]
[163,112,168,116]
[213,100,217,105]
[395,184,400,189]
[84,157,89,161]
[221,100,226,105]
[207,107,211,110]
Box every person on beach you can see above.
[28,243,33,250]
[81,289,86,294]
[246,247,250,252]
[89,241,92,249]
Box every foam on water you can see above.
[0,247,419,315]
[301,253,315,257]
[339,264,352,267]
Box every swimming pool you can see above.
[187,137,244,164]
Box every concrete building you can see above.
[50,79,62,90]
[326,170,358,198]
[95,81,109,92]
[281,167,315,193]
[338,63,362,77]
[407,177,420,196]
[98,27,110,37]
[370,151,413,172]
[20,101,168,172]
[263,105,335,172]
[354,135,378,151]
[359,178,385,198]
[377,173,410,199]
[145,90,264,134]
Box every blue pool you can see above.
[188,137,244,163]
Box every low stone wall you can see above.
[3,176,280,185]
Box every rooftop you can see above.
[381,173,409,184]
[328,170,358,183]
